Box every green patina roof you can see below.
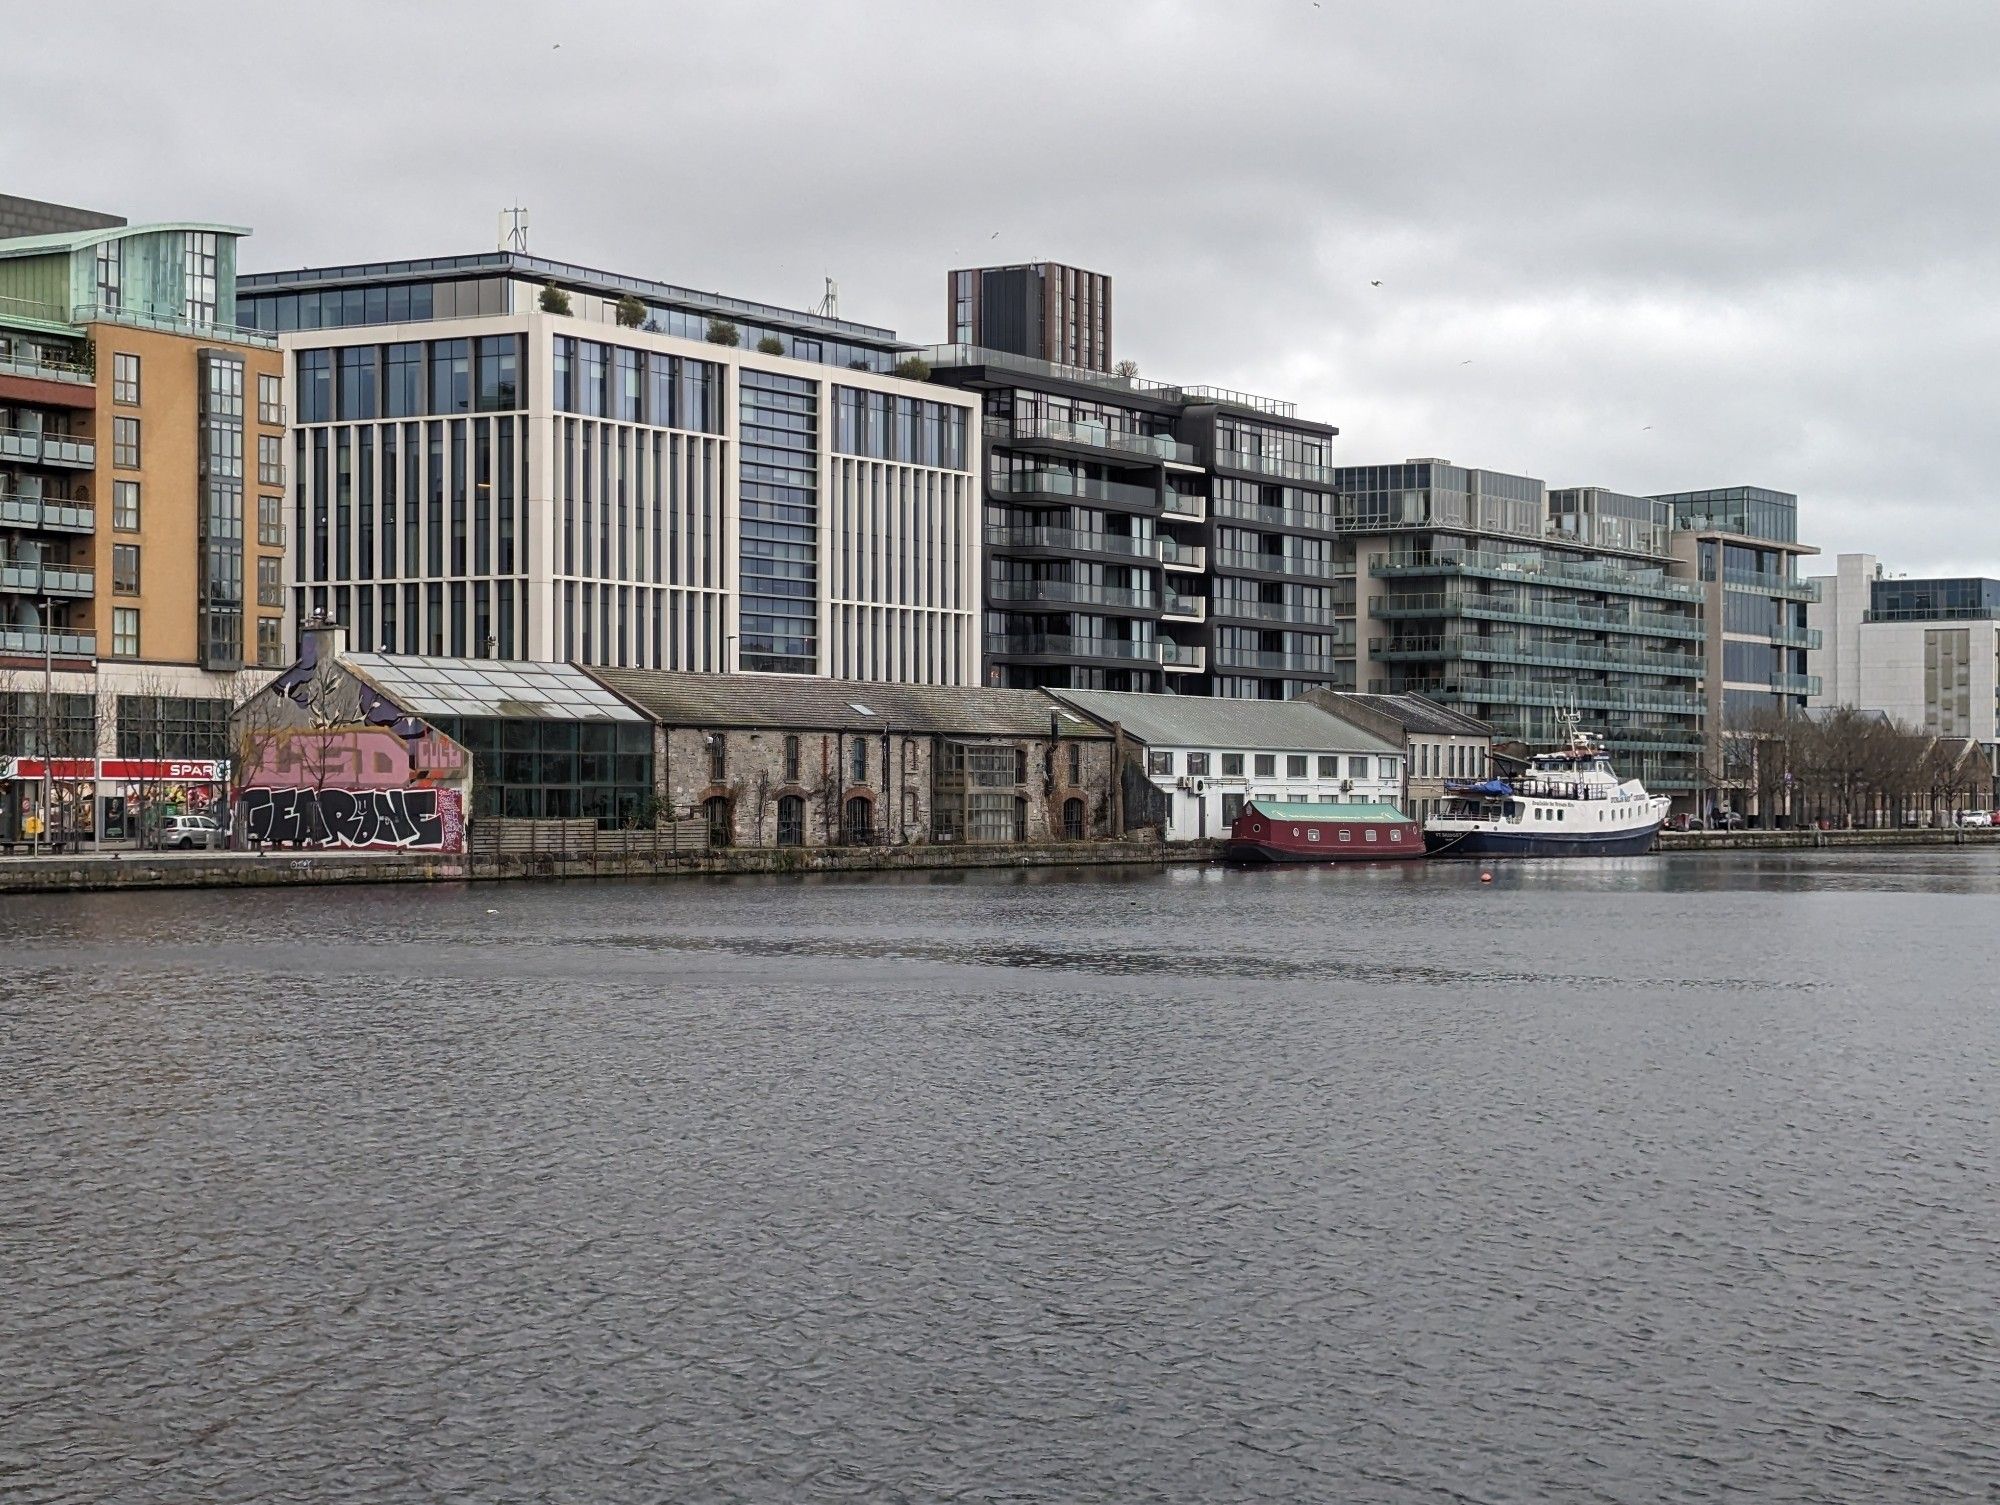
[1244,800,1412,822]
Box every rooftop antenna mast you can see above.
[499,204,530,254]
[814,276,838,318]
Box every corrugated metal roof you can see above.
[584,670,1108,738]
[1323,692,1491,737]
[1049,689,1401,755]
[343,653,647,722]
[1245,800,1412,822]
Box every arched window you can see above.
[777,794,804,848]
[703,795,733,848]
[1062,797,1085,840]
[844,796,873,846]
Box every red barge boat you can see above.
[1223,800,1426,863]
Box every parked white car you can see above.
[1957,810,1993,828]
[158,814,223,850]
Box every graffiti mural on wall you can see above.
[237,787,465,852]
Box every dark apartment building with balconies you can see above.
[921,343,1343,699]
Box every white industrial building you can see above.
[1050,687,1404,841]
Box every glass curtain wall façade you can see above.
[197,352,246,669]
[738,369,819,674]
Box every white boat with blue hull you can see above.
[1424,721,1671,858]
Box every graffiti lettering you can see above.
[237,788,464,852]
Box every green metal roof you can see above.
[1244,800,1412,822]
[0,222,249,261]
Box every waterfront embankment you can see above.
[1657,827,2000,852]
[0,837,1224,895]
[5,826,1996,894]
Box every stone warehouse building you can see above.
[586,669,1116,848]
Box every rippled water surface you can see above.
[4,852,1998,1502]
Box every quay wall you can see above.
[1657,828,2000,852]
[0,839,1225,896]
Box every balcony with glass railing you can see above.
[0,494,94,533]
[0,562,95,597]
[1385,675,1703,716]
[1720,567,1821,602]
[987,470,1163,511]
[0,626,95,658]
[989,579,1158,610]
[1160,641,1206,673]
[1371,633,1703,677]
[984,526,1159,562]
[1769,623,1822,649]
[1371,549,1701,603]
[1771,672,1822,697]
[995,634,1162,663]
[0,349,93,386]
[988,415,1194,466]
[1159,540,1206,572]
[1163,590,1207,622]
[1366,591,1705,641]
[1213,449,1338,487]
[1212,547,1345,581]
[1212,494,1349,535]
[72,302,278,350]
[0,429,96,470]
[1162,491,1207,521]
[1211,597,1345,626]
[1213,648,1347,675]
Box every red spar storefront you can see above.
[0,757,229,845]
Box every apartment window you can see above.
[112,352,140,405]
[1318,755,1339,778]
[258,493,284,547]
[113,416,140,469]
[1222,753,1245,777]
[1349,755,1372,780]
[95,239,121,309]
[258,372,283,425]
[1254,754,1276,778]
[1287,754,1308,778]
[707,733,726,783]
[783,734,801,783]
[1381,757,1400,780]
[257,554,283,606]
[258,433,285,485]
[256,616,285,666]
[112,607,140,657]
[849,738,868,786]
[1148,750,1175,776]
[1222,793,1246,827]
[112,480,140,531]
[111,544,140,595]
[1185,752,1210,777]
[1067,742,1081,785]
[183,231,218,325]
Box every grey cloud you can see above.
[13,0,2000,572]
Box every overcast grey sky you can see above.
[12,0,1999,574]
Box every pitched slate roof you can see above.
[584,669,1107,738]
[1321,691,1491,737]
[1049,688,1401,755]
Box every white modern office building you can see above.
[1809,552,2000,753]
[241,253,982,685]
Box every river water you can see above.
[3,853,1996,1502]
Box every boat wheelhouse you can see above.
[1224,800,1425,864]
[1423,721,1670,858]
